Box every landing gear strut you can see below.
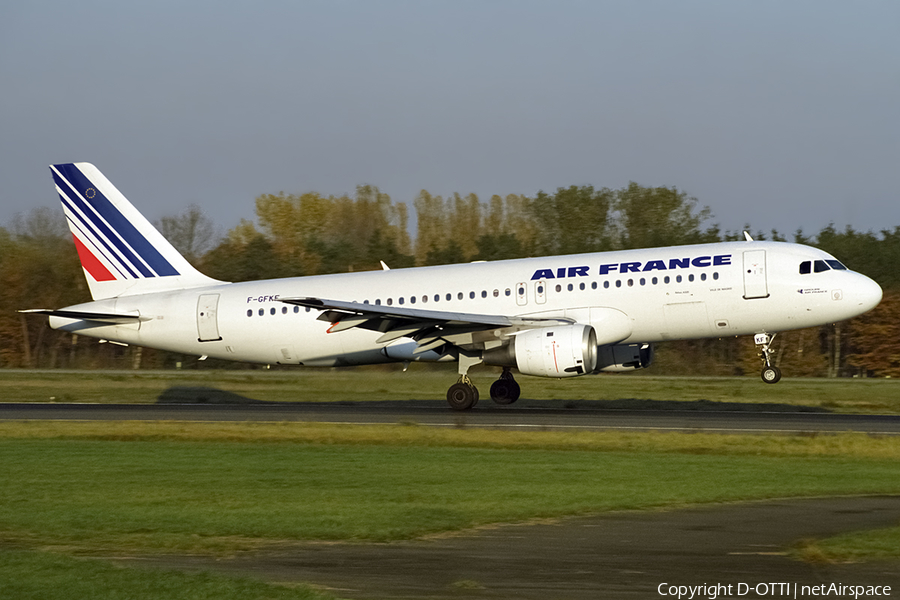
[754,333,782,384]
[489,367,520,405]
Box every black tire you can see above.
[761,365,782,384]
[447,382,478,410]
[490,378,521,405]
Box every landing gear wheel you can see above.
[490,378,521,405]
[447,382,479,411]
[761,365,782,384]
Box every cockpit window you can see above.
[801,259,847,274]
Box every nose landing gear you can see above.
[755,333,782,384]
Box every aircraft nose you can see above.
[853,274,882,314]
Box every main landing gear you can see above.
[754,333,782,384]
[446,354,521,410]
[489,367,521,405]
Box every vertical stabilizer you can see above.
[51,163,222,299]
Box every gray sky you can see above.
[2,1,898,241]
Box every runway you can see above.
[2,398,900,435]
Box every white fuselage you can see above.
[51,240,883,370]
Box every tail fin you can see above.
[51,163,222,300]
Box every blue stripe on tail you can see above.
[53,164,180,277]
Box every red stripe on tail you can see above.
[72,235,116,282]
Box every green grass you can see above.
[2,422,899,599]
[1,425,899,555]
[795,526,900,563]
[0,549,338,600]
[2,368,900,413]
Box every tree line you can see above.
[2,183,898,377]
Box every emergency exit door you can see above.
[742,250,769,299]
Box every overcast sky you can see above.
[2,1,898,241]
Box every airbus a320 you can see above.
[24,163,883,410]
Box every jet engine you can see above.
[484,324,598,377]
[595,343,654,372]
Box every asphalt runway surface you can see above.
[3,398,900,435]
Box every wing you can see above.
[281,297,572,354]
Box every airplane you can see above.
[23,163,883,410]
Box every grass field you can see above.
[1,368,899,413]
[2,371,900,599]
[2,422,900,555]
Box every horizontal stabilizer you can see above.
[19,309,147,324]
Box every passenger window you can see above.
[799,261,811,275]
[814,260,830,273]
[493,289,500,297]
[676,275,682,283]
[640,278,646,286]
[580,282,585,291]
[294,306,300,313]
[652,277,658,285]
[616,280,622,288]
[458,292,463,300]
[603,281,609,289]
[469,291,475,299]
[567,283,573,291]
[410,296,416,304]
[700,273,706,281]
[591,282,597,290]
[555,284,562,292]
[664,276,670,284]
[282,307,288,314]
[505,288,511,296]
[688,274,694,282]
[481,290,487,298]
[247,309,252,317]
[713,272,719,280]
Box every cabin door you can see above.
[197,294,222,342]
[742,250,769,299]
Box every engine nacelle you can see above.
[595,343,654,372]
[485,324,598,378]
